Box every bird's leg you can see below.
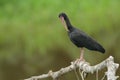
[77,48,84,62]
[76,48,85,63]
[79,48,84,61]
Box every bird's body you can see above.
[68,27,105,53]
[58,12,105,61]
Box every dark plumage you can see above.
[59,13,105,53]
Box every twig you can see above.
[96,70,98,80]
[79,69,84,80]
[73,68,80,80]
[24,56,119,80]
[101,73,106,80]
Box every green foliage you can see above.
[0,0,120,80]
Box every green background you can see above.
[0,0,119,80]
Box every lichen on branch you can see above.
[25,56,119,80]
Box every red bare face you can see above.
[59,16,69,31]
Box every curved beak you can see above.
[59,16,69,31]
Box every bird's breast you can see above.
[68,31,84,47]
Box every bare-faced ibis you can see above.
[58,13,105,61]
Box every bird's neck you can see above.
[65,18,73,31]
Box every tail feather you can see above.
[96,44,105,53]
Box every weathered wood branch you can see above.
[25,56,119,80]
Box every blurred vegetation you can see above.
[0,0,120,80]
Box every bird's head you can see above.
[58,13,69,31]
[58,13,68,20]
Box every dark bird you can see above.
[58,13,105,61]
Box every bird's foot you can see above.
[76,57,85,63]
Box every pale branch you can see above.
[24,56,119,80]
